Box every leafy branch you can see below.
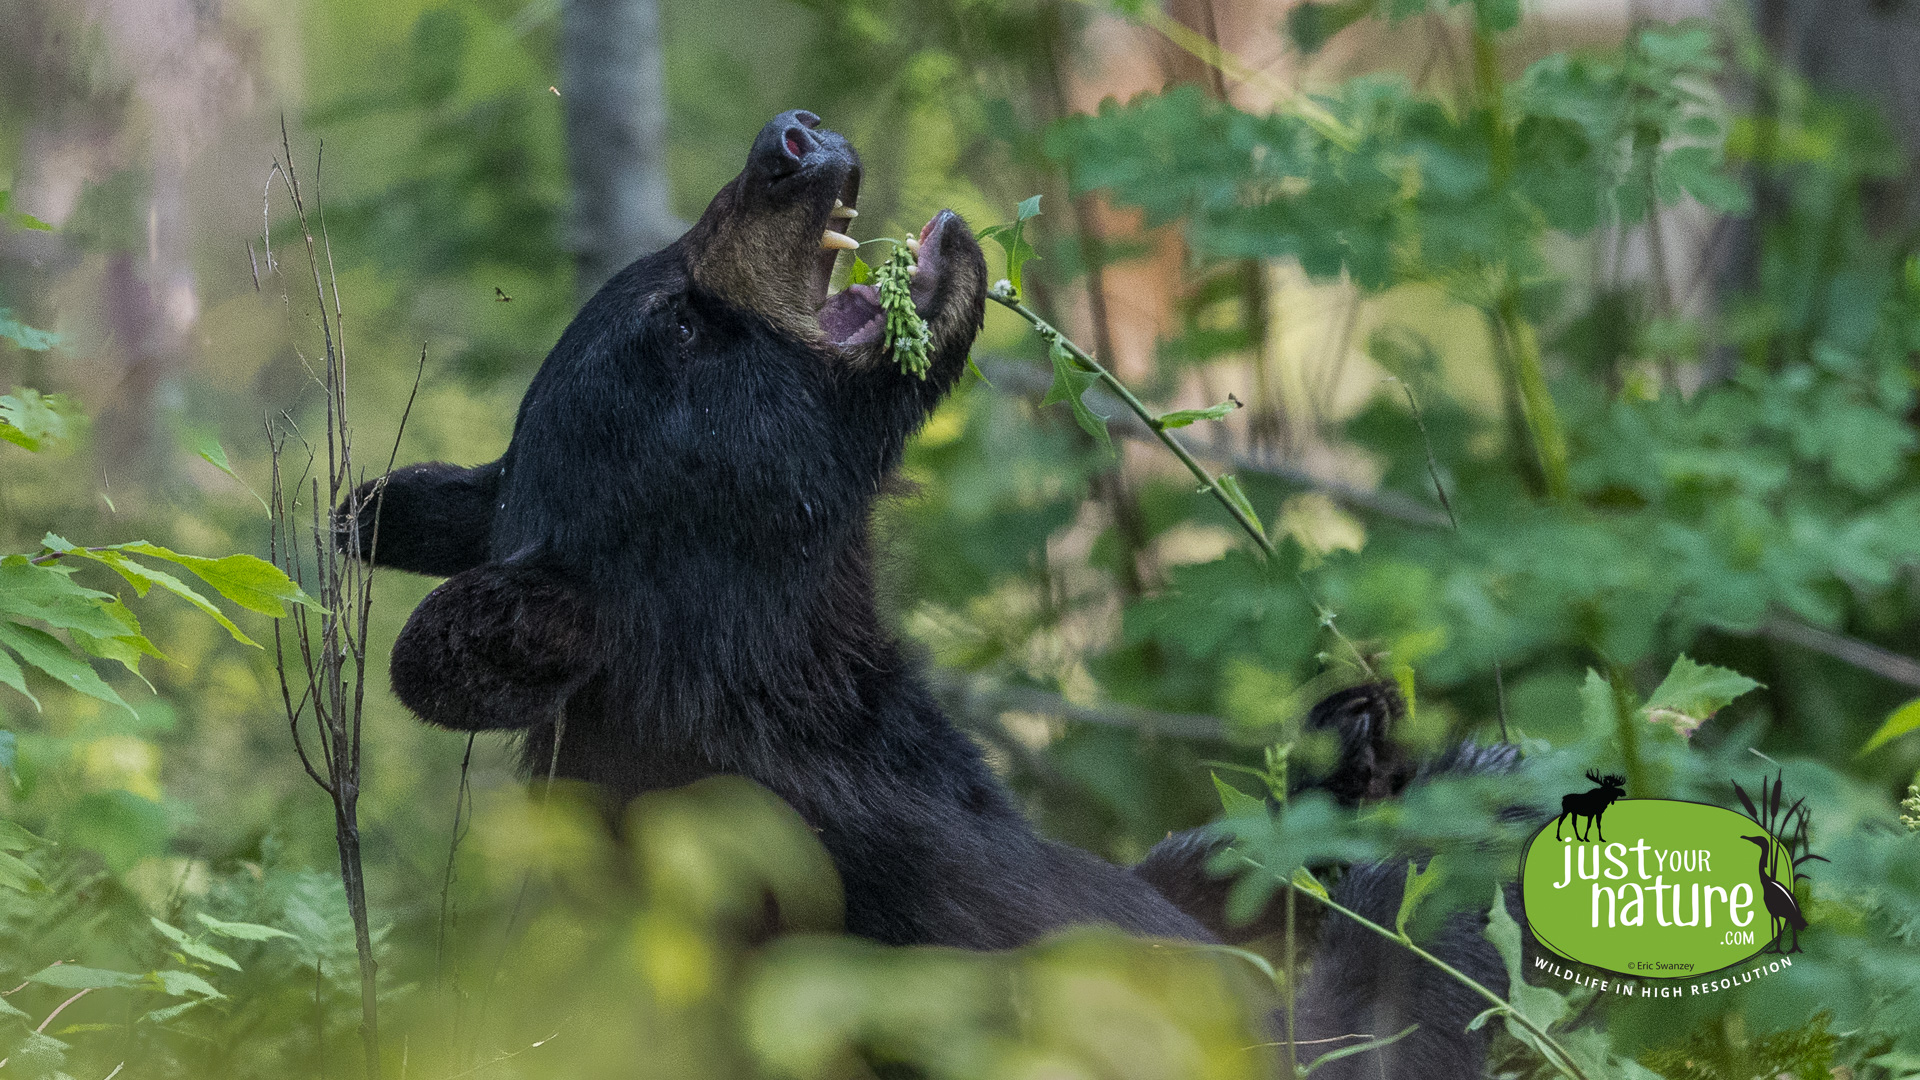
[979,210,1374,678]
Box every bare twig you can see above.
[262,119,407,1080]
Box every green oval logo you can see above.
[1521,799,1797,979]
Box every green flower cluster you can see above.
[876,242,931,379]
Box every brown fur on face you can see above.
[676,111,985,376]
[680,110,860,344]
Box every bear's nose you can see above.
[753,109,825,179]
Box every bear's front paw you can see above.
[330,476,388,560]
[390,564,595,731]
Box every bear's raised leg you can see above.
[389,562,596,732]
[335,460,504,577]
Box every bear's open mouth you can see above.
[811,199,961,350]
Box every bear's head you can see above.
[678,109,986,365]
[491,109,986,589]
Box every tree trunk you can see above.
[559,0,682,297]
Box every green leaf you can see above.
[1286,0,1374,54]
[1862,698,1920,757]
[150,969,225,999]
[0,849,45,893]
[1664,145,1752,214]
[0,993,28,1021]
[150,917,242,971]
[140,999,205,1025]
[195,913,300,942]
[0,645,38,710]
[0,558,129,639]
[1290,865,1329,901]
[108,542,316,618]
[1578,668,1616,736]
[1041,336,1112,455]
[1640,655,1761,738]
[186,433,269,511]
[42,536,261,647]
[0,315,60,353]
[0,191,55,232]
[978,196,1042,298]
[28,964,145,990]
[1484,888,1569,1033]
[1214,475,1265,538]
[69,602,165,683]
[1155,398,1241,430]
[0,818,47,852]
[1212,772,1267,817]
[0,388,76,453]
[0,620,136,717]
[1394,856,1446,938]
[0,729,15,774]
[846,254,873,286]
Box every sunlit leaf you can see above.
[195,913,300,942]
[1862,698,1920,757]
[1641,655,1761,738]
[108,542,317,618]
[1155,398,1240,430]
[1394,855,1447,938]
[42,535,261,647]
[151,917,242,971]
[28,965,145,990]
[1212,772,1266,817]
[151,969,226,999]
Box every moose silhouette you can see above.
[1555,770,1627,842]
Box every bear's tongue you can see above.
[817,212,950,348]
[820,284,885,345]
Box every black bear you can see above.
[340,110,1505,1077]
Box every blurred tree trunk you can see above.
[560,0,681,297]
[1756,0,1920,231]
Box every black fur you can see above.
[342,111,1510,1076]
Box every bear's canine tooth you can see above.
[903,236,921,255]
[831,200,858,219]
[821,229,860,250]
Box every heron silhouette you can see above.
[1741,834,1807,953]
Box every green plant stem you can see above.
[989,287,1381,680]
[1489,294,1572,503]
[988,289,1276,559]
[1257,864,1594,1080]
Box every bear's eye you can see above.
[675,307,696,345]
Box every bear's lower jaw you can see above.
[816,210,962,349]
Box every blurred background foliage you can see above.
[5,0,1920,1077]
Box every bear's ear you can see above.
[390,564,595,731]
